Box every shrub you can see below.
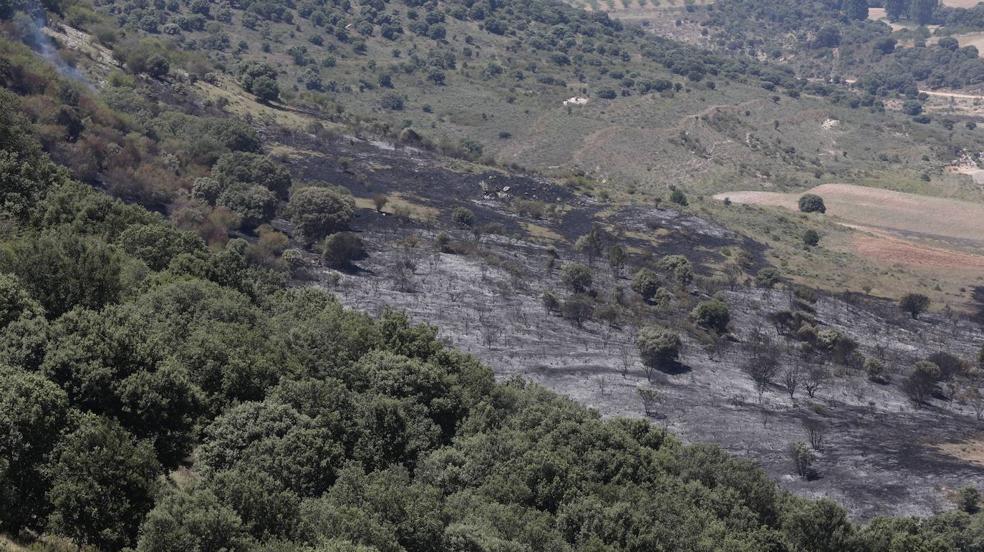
[285,187,355,245]
[670,189,688,206]
[451,207,475,227]
[959,487,981,514]
[789,442,815,479]
[321,232,367,269]
[216,184,277,231]
[637,326,682,377]
[561,295,593,328]
[561,263,593,293]
[212,153,292,199]
[631,268,662,302]
[899,293,929,319]
[380,93,405,111]
[541,291,559,314]
[658,255,693,285]
[903,361,941,404]
[864,357,887,384]
[756,267,781,288]
[692,299,730,333]
[238,61,280,102]
[798,194,826,213]
[802,229,820,247]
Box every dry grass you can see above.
[935,438,984,467]
[353,192,440,222]
[194,75,322,131]
[851,228,984,272]
[715,184,984,245]
[521,222,564,242]
[942,0,984,8]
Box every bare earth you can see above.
[942,0,984,7]
[715,184,984,243]
[714,183,984,271]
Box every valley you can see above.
[7,0,984,549]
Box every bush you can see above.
[789,442,815,479]
[286,187,355,245]
[670,189,688,206]
[451,206,475,227]
[903,361,941,404]
[631,268,662,302]
[692,299,730,333]
[959,487,980,514]
[864,357,887,384]
[802,229,820,247]
[380,93,405,111]
[541,291,559,314]
[798,194,826,213]
[756,267,781,288]
[561,294,593,328]
[212,153,292,199]
[238,61,280,103]
[561,263,593,293]
[321,232,367,269]
[899,293,929,319]
[217,184,278,232]
[637,326,682,377]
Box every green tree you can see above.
[959,486,981,514]
[208,467,301,540]
[658,254,693,286]
[238,62,280,102]
[0,232,122,318]
[136,486,253,552]
[670,189,688,206]
[636,326,682,377]
[286,187,356,246]
[781,498,853,551]
[560,263,593,293]
[802,229,820,247]
[0,367,69,532]
[903,360,941,403]
[322,232,368,269]
[119,224,206,271]
[631,268,662,303]
[911,0,938,25]
[899,293,929,319]
[451,206,475,227]
[216,184,278,232]
[692,299,730,334]
[212,152,293,199]
[845,0,869,20]
[756,267,782,288]
[886,0,908,20]
[46,414,161,551]
[798,194,826,213]
[561,294,594,328]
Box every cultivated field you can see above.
[715,184,984,274]
[943,0,984,8]
[716,183,984,245]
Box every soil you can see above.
[715,184,984,272]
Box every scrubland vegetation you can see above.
[6,0,984,550]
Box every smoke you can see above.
[12,1,91,86]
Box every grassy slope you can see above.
[65,0,984,306]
